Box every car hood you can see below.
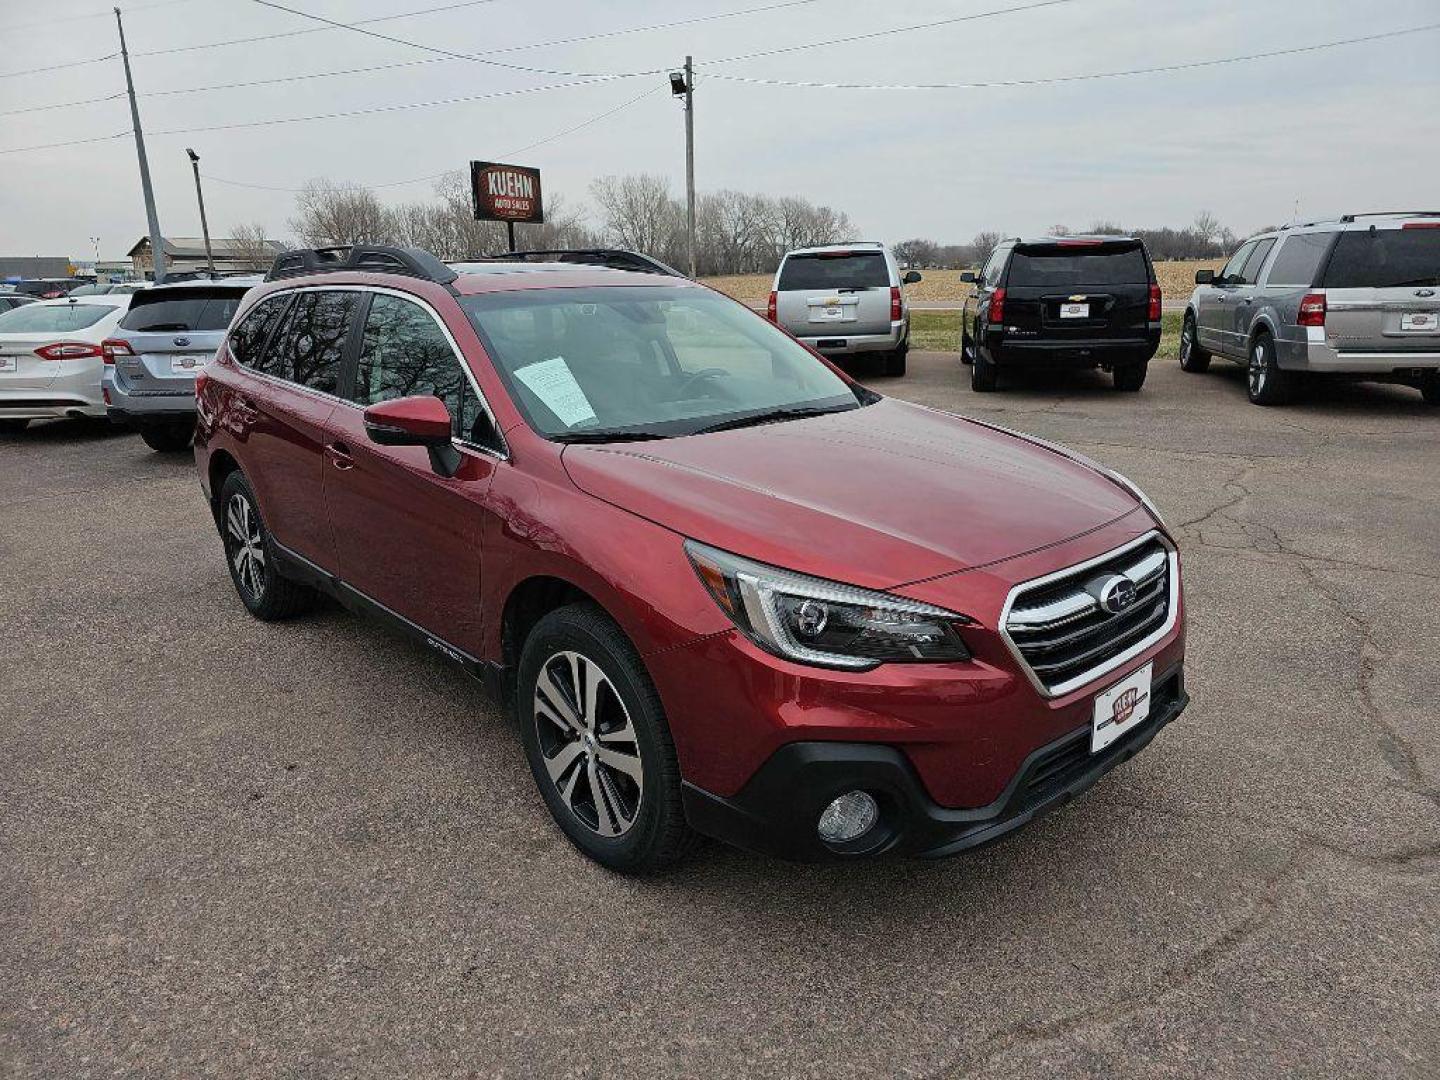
[561,397,1142,590]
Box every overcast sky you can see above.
[2,0,1436,261]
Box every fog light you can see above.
[817,790,879,844]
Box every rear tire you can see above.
[971,348,998,392]
[883,345,908,377]
[1421,371,1440,406]
[0,419,29,435]
[1246,332,1293,406]
[1179,313,1210,372]
[1113,360,1148,392]
[217,470,317,621]
[517,603,698,874]
[140,421,194,453]
[960,328,975,365]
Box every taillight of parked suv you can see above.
[1297,293,1327,327]
[101,339,134,365]
[1148,284,1162,321]
[766,291,777,322]
[988,287,1006,324]
[889,286,902,321]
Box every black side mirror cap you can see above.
[902,270,922,284]
[960,271,978,284]
[1195,269,1215,285]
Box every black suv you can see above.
[961,236,1162,392]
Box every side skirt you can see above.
[269,539,507,702]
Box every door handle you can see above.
[1240,297,1253,305]
[325,441,354,471]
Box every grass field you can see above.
[704,261,1214,305]
[909,309,1185,359]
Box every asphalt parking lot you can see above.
[3,353,1438,1079]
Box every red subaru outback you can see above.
[195,245,1187,872]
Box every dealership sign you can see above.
[470,161,544,223]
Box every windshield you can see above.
[1323,227,1440,288]
[778,251,889,291]
[459,286,863,439]
[1008,245,1150,287]
[0,303,117,333]
[120,290,246,332]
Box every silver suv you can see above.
[1180,212,1440,406]
[767,243,920,376]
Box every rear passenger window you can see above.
[276,290,357,395]
[1237,239,1275,285]
[227,293,291,376]
[1266,233,1333,287]
[354,294,494,445]
[1323,228,1440,289]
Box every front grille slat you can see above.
[1004,534,1174,695]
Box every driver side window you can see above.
[1219,242,1256,285]
[352,293,498,449]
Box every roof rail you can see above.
[264,244,458,284]
[1338,211,1440,223]
[476,248,686,277]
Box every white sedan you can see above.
[0,294,132,432]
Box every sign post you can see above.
[470,161,544,254]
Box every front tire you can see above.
[1421,371,1439,406]
[1113,360,1148,392]
[140,421,194,453]
[1179,313,1210,372]
[218,470,316,620]
[1247,333,1293,406]
[517,603,697,873]
[960,327,975,365]
[971,348,998,392]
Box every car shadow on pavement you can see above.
[1206,364,1435,416]
[0,417,132,443]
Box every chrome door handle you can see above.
[325,441,354,471]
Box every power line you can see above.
[247,0,663,79]
[0,92,125,119]
[6,0,194,34]
[201,84,667,193]
[700,21,1440,89]
[0,131,133,156]
[708,0,1085,65]
[0,53,118,80]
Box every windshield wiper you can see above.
[691,404,853,436]
[552,429,671,444]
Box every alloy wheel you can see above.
[225,493,266,601]
[1249,342,1268,397]
[1180,323,1193,362]
[532,650,644,838]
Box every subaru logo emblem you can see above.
[1418,289,1436,298]
[173,336,190,347]
[1096,574,1138,615]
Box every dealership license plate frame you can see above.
[1400,312,1438,332]
[1090,662,1153,753]
[1060,302,1090,320]
[0,356,16,373]
[170,354,208,374]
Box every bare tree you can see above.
[1192,210,1222,243]
[228,222,276,271]
[589,174,683,259]
[971,231,1004,263]
[289,180,396,246]
[892,238,939,267]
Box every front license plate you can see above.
[1060,303,1089,319]
[1091,662,1153,753]
[171,355,207,373]
[1400,312,1438,332]
[0,356,16,373]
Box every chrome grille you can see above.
[1003,533,1176,697]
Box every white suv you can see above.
[766,243,920,376]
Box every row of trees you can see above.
[892,213,1249,269]
[239,176,1251,274]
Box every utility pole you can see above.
[115,7,166,283]
[186,148,216,276]
[670,59,696,277]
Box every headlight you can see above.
[1104,468,1166,527]
[685,541,972,670]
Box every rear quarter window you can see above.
[778,252,889,291]
[120,292,246,333]
[1265,232,1333,287]
[1323,228,1440,288]
[1007,247,1149,287]
[228,293,292,377]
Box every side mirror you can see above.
[363,394,461,477]
[902,270,922,284]
[1195,269,1215,285]
[960,271,978,284]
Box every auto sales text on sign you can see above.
[470,161,545,224]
